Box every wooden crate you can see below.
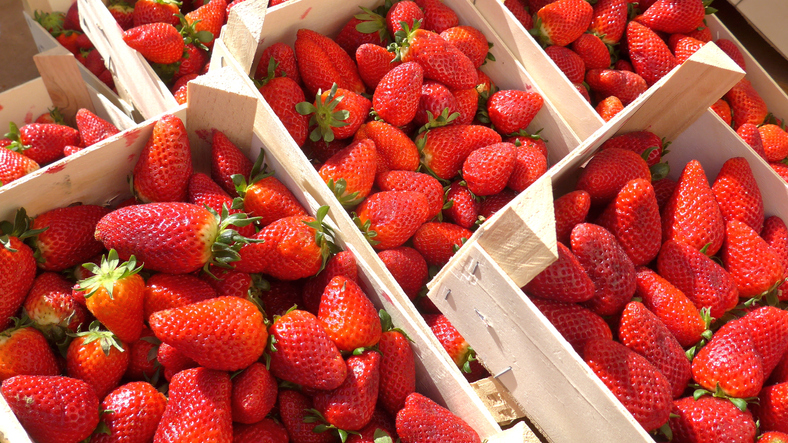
[0,65,537,442]
[21,0,138,121]
[726,0,788,62]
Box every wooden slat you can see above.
[0,395,33,443]
[220,0,269,75]
[34,46,96,126]
[471,376,528,426]
[733,0,788,61]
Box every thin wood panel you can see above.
[734,0,788,61]
[34,47,96,126]
[220,0,269,74]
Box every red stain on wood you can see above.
[195,128,212,143]
[124,128,143,147]
[127,154,136,162]
[24,111,34,124]
[301,7,312,19]
[45,163,66,174]
[0,104,4,111]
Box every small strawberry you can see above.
[759,124,788,162]
[725,79,768,130]
[479,189,518,219]
[596,178,661,266]
[354,191,430,250]
[762,216,788,301]
[24,272,89,334]
[387,1,425,36]
[123,23,185,64]
[4,122,79,165]
[486,90,543,135]
[255,42,301,84]
[530,297,612,353]
[373,61,424,127]
[716,38,746,71]
[232,362,278,424]
[414,81,460,127]
[596,96,624,121]
[93,381,168,443]
[600,131,663,166]
[378,315,416,414]
[143,272,217,320]
[554,190,590,244]
[635,0,705,34]
[318,276,382,352]
[279,390,336,443]
[755,382,788,434]
[234,156,308,228]
[184,0,225,49]
[378,247,428,300]
[0,210,39,327]
[711,157,764,233]
[589,0,627,44]
[709,98,732,125]
[627,21,678,86]
[356,43,399,91]
[772,162,788,183]
[571,33,610,70]
[295,28,366,97]
[133,114,193,203]
[302,250,358,314]
[545,45,585,83]
[412,222,472,266]
[736,123,768,160]
[525,242,595,303]
[669,395,757,443]
[304,138,351,164]
[669,34,706,64]
[200,267,256,298]
[75,108,119,147]
[32,204,109,271]
[348,409,397,443]
[314,350,381,431]
[440,26,490,69]
[531,0,594,47]
[444,181,480,229]
[0,322,59,381]
[123,327,158,381]
[66,323,129,399]
[319,139,377,206]
[132,0,181,27]
[155,368,232,442]
[462,142,516,196]
[419,124,502,180]
[413,0,459,33]
[575,148,651,206]
[585,69,647,105]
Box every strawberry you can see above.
[755,382,788,434]
[585,69,647,105]
[772,162,788,183]
[686,25,713,43]
[149,296,266,371]
[35,108,65,125]
[414,81,460,127]
[691,319,764,398]
[95,202,256,274]
[772,353,788,385]
[377,171,445,220]
[440,26,490,69]
[526,242,594,303]
[619,301,691,398]
[295,28,366,97]
[24,272,89,334]
[319,139,377,206]
[75,108,119,147]
[157,342,197,381]
[356,43,399,91]
[396,392,480,443]
[233,419,289,443]
[133,0,181,27]
[123,23,185,64]
[173,44,208,79]
[444,181,480,229]
[725,79,768,130]
[480,189,518,219]
[462,142,516,196]
[653,178,679,210]
[255,42,301,84]
[387,1,425,36]
[412,222,472,266]
[635,0,705,34]
[759,124,788,162]
[669,34,706,64]
[553,191,590,246]
[123,327,158,381]
[761,432,788,443]
[334,15,386,57]
[268,310,347,391]
[184,0,225,49]
[201,267,257,299]
[669,395,757,443]
[392,24,478,90]
[413,0,459,33]
[0,146,39,184]
[93,381,168,443]
[596,178,661,266]
[355,121,419,171]
[1,375,99,443]
[261,281,304,318]
[5,122,79,165]
[0,323,59,381]
[589,0,627,44]
[31,204,109,272]
[545,45,585,83]
[627,21,678,86]
[530,297,612,353]
[171,73,196,105]
[504,0,533,30]
[378,247,428,300]
[279,389,336,443]
[143,272,217,320]
[738,307,788,378]
[234,160,308,228]
[419,124,502,180]
[424,313,476,371]
[602,131,664,166]
[314,351,381,431]
[304,137,351,164]
[373,61,424,127]
[348,409,398,443]
[571,33,610,70]
[187,172,256,237]
[232,362,278,424]
[302,251,358,314]
[378,319,416,414]
[635,267,706,348]
[596,96,624,121]
[762,216,788,300]
[354,191,430,250]
[318,276,382,352]
[711,157,764,233]
[736,123,768,160]
[575,148,651,207]
[299,84,371,143]
[155,368,232,442]
[0,211,39,327]
[66,323,129,399]
[56,31,81,55]
[716,38,746,71]
[662,160,725,255]
[133,114,193,203]
[486,90,543,135]
[531,0,593,47]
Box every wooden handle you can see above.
[33,46,96,126]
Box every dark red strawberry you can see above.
[530,297,613,353]
[314,350,381,431]
[211,129,254,196]
[412,222,472,266]
[378,247,428,300]
[627,21,678,86]
[279,390,336,443]
[670,395,757,443]
[525,242,595,303]
[155,368,232,442]
[232,362,278,424]
[737,123,768,160]
[545,45,585,83]
[504,0,533,30]
[716,38,747,71]
[554,190,590,244]
[396,393,480,443]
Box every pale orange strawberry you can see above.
[759,124,788,162]
[596,96,624,122]
[709,98,732,125]
[355,121,420,172]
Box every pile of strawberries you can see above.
[0,107,120,186]
[0,113,485,442]
[526,129,788,441]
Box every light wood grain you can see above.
[34,47,96,125]
[221,0,269,75]
[0,395,32,443]
[733,0,788,61]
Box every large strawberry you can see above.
[635,0,705,34]
[373,62,424,127]
[314,351,381,431]
[589,0,627,44]
[585,69,648,106]
[396,392,480,443]
[184,0,226,50]
[530,297,613,353]
[531,0,593,47]
[721,220,784,298]
[759,124,788,162]
[462,142,516,196]
[232,362,278,425]
[377,315,416,414]
[318,276,382,352]
[419,124,502,180]
[133,114,193,203]
[596,178,661,266]
[354,191,430,250]
[155,368,232,442]
[0,322,59,381]
[575,148,651,206]
[302,250,358,314]
[627,21,678,86]
[1,375,99,443]
[93,381,168,443]
[738,307,788,378]
[294,28,365,96]
[319,139,377,206]
[669,395,757,443]
[355,121,420,172]
[66,322,129,399]
[525,242,595,303]
[143,272,217,320]
[0,209,39,329]
[149,296,267,371]
[725,79,768,130]
[31,204,109,271]
[4,122,79,165]
[123,23,185,64]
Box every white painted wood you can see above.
[734,0,788,61]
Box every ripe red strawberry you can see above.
[440,26,489,69]
[596,96,624,121]
[627,21,678,86]
[355,191,430,250]
[709,98,733,126]
[210,129,253,196]
[773,354,788,385]
[235,168,308,228]
[669,34,706,64]
[738,307,788,378]
[545,45,585,83]
[184,0,225,49]
[711,157,764,233]
[692,319,764,398]
[295,28,365,97]
[24,272,88,334]
[334,15,386,57]
[755,382,788,434]
[413,0,459,33]
[373,61,424,127]
[231,362,278,424]
[736,123,768,160]
[95,202,256,274]
[171,73,196,105]
[635,0,705,34]
[444,181,480,229]
[571,223,636,316]
[716,38,747,71]
[355,121,419,171]
[414,81,460,127]
[662,160,725,255]
[761,432,788,443]
[419,124,502,180]
[123,327,158,381]
[149,296,267,371]
[393,24,478,90]
[572,33,610,70]
[261,280,305,318]
[302,250,358,314]
[525,242,594,303]
[504,0,533,30]
[173,43,208,79]
[600,131,663,167]
[155,368,232,442]
[300,85,371,143]
[772,162,788,183]
[1,375,99,443]
[462,142,516,196]
[759,124,788,162]
[123,23,185,64]
[725,79,768,130]
[0,213,40,328]
[553,190,590,244]
[378,247,428,300]
[187,172,256,237]
[532,0,593,47]
[589,0,627,44]
[5,122,79,165]
[268,309,347,391]
[304,137,351,164]
[762,216,788,301]
[255,42,300,84]
[157,342,197,381]
[66,324,129,399]
[377,171,445,220]
[412,222,472,266]
[585,69,648,105]
[56,31,81,55]
[356,43,399,90]
[347,408,397,443]
[133,114,193,203]
[530,297,612,352]
[314,350,381,431]
[576,148,651,207]
[133,0,180,27]
[233,419,289,443]
[93,381,167,443]
[319,139,377,206]
[423,313,475,370]
[685,25,713,42]
[318,276,381,352]
[75,108,119,147]
[0,324,59,381]
[143,272,216,320]
[619,301,691,398]
[279,390,336,443]
[378,323,416,414]
[486,90,543,135]
[388,0,425,36]
[31,204,109,272]
[0,145,40,184]
[669,395,757,443]
[596,178,661,266]
[396,392,480,443]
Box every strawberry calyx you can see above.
[692,383,758,412]
[178,15,213,52]
[327,178,365,208]
[206,204,264,274]
[528,16,551,48]
[354,5,390,43]
[78,249,142,300]
[507,128,546,142]
[304,408,360,443]
[232,150,276,205]
[1,314,36,337]
[372,429,394,443]
[417,107,460,135]
[703,0,718,15]
[303,205,340,273]
[296,83,351,143]
[763,113,786,130]
[388,20,423,63]
[4,122,32,154]
[379,309,413,342]
[643,146,669,180]
[70,320,126,356]
[685,307,714,361]
[34,10,66,36]
[352,212,380,247]
[46,107,66,126]
[0,208,47,253]
[253,58,280,89]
